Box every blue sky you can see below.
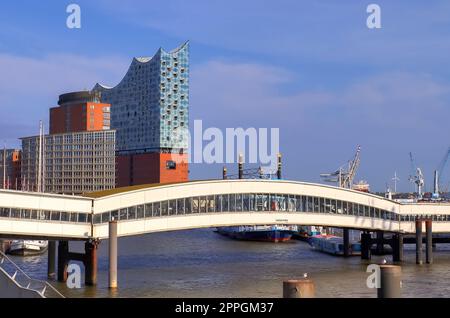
[1,1,450,192]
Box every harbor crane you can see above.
[320,145,361,189]
[432,147,450,199]
[409,152,425,199]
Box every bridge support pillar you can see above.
[85,240,99,286]
[47,241,56,279]
[57,240,69,282]
[426,219,433,264]
[109,220,118,289]
[392,234,403,262]
[283,279,315,298]
[377,265,402,298]
[57,240,99,286]
[416,219,423,265]
[376,231,384,255]
[361,232,372,260]
[343,228,350,257]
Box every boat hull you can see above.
[216,227,294,243]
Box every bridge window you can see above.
[215,195,223,212]
[0,207,10,218]
[336,200,342,214]
[319,198,325,213]
[31,210,37,219]
[221,194,230,212]
[153,202,161,216]
[169,200,176,215]
[144,204,152,218]
[229,194,236,212]
[207,196,215,213]
[177,199,185,214]
[192,198,200,213]
[51,212,61,221]
[295,196,301,212]
[235,194,243,212]
[21,209,31,219]
[287,195,297,212]
[111,210,119,221]
[137,205,145,219]
[348,203,354,215]
[94,214,102,224]
[11,208,20,219]
[102,212,111,223]
[198,197,207,213]
[119,208,128,220]
[70,213,78,222]
[128,206,137,219]
[370,207,375,218]
[61,212,69,222]
[78,213,88,223]
[313,197,319,213]
[330,200,337,214]
[161,201,168,216]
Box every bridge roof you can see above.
[82,180,200,198]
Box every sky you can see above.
[0,0,450,192]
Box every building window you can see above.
[166,160,176,170]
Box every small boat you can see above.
[216,225,297,243]
[7,240,48,256]
[292,226,323,241]
[308,234,361,256]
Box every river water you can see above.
[9,229,450,298]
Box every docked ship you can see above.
[7,240,48,256]
[308,234,361,256]
[216,225,297,243]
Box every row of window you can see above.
[2,193,449,225]
[93,193,450,225]
[0,208,90,223]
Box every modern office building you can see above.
[21,130,116,194]
[93,41,189,186]
[0,149,21,190]
[50,91,111,134]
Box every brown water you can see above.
[9,229,450,298]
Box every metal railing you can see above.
[0,250,65,298]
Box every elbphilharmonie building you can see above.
[93,42,189,186]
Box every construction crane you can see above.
[409,152,425,199]
[320,146,361,189]
[433,147,450,199]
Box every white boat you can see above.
[7,240,48,256]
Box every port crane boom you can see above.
[409,152,424,199]
[320,146,361,189]
[433,147,450,198]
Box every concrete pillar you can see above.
[47,241,56,279]
[361,232,372,260]
[84,240,98,286]
[416,219,423,265]
[426,219,433,264]
[343,228,350,257]
[283,279,315,298]
[376,231,384,254]
[392,234,404,262]
[377,265,402,298]
[109,220,118,288]
[57,240,69,282]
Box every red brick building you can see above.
[50,91,111,134]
